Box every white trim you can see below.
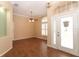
[47,45,52,48]
[0,47,12,56]
[36,37,47,40]
[14,36,47,40]
[14,36,35,40]
[13,13,27,18]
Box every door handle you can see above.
[57,34,60,37]
[57,32,60,36]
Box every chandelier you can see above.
[29,10,34,22]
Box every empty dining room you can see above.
[0,0,79,58]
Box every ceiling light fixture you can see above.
[47,2,51,8]
[47,1,60,8]
[29,10,34,22]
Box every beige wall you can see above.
[14,15,35,40]
[34,17,47,40]
[14,15,47,40]
[47,8,52,46]
[34,18,41,38]
[0,2,14,56]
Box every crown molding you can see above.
[13,13,27,18]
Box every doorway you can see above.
[51,12,79,56]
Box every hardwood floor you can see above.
[3,38,75,57]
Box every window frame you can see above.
[41,17,48,36]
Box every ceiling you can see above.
[10,1,60,17]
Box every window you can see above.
[41,17,48,36]
[53,19,56,44]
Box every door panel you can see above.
[60,16,73,49]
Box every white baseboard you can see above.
[0,47,12,56]
[47,45,52,48]
[36,37,47,40]
[14,36,35,40]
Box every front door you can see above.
[51,13,78,55]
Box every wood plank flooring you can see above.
[3,38,75,57]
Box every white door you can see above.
[51,13,78,55]
[59,16,74,53]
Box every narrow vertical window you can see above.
[53,19,56,44]
[41,17,48,36]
